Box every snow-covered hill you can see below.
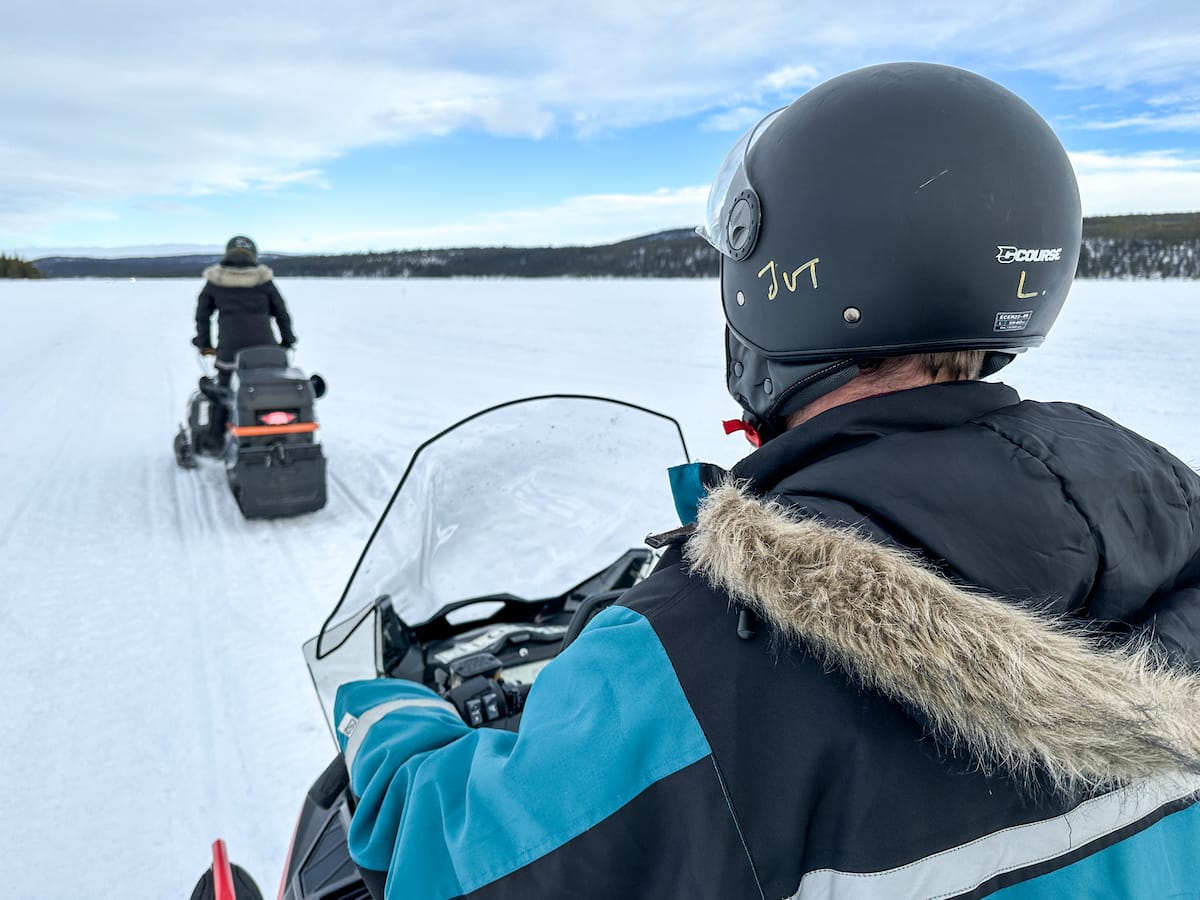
[1,277,1197,899]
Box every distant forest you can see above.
[1077,213,1200,279]
[30,213,1200,279]
[1,254,43,278]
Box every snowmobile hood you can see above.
[203,263,275,288]
[684,481,1200,794]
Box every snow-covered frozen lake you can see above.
[1,276,1197,898]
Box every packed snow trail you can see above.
[0,280,380,898]
[0,277,1198,899]
[0,276,736,899]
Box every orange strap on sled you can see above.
[227,422,320,437]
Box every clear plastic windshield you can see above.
[303,395,690,735]
[696,107,785,259]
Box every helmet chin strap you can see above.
[751,360,860,443]
[980,351,1017,378]
[726,328,858,443]
[763,359,859,428]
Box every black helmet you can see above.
[223,235,258,267]
[698,62,1082,437]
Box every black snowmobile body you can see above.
[175,345,328,519]
[191,396,690,900]
[275,557,645,900]
[208,549,651,900]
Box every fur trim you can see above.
[685,481,1200,794]
[203,264,274,288]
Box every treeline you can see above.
[268,230,718,279]
[1077,237,1199,279]
[1082,213,1200,241]
[32,230,720,279]
[32,254,216,279]
[1077,213,1200,279]
[1,254,42,278]
[30,214,1200,279]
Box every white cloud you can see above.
[245,170,331,191]
[1148,90,1200,108]
[1071,151,1200,215]
[757,65,820,94]
[1082,111,1200,132]
[293,186,710,252]
[702,106,773,133]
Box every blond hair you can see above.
[858,350,987,382]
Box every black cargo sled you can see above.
[174,345,328,519]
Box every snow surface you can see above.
[1,276,1198,899]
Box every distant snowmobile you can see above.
[174,345,328,519]
[188,395,689,900]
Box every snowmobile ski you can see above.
[173,423,198,469]
[189,839,263,900]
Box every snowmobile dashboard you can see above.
[373,547,654,730]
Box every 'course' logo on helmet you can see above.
[996,246,1063,264]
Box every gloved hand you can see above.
[199,346,216,357]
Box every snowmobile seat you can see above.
[227,345,320,442]
[230,345,312,411]
[236,345,289,370]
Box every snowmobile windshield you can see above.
[303,395,690,734]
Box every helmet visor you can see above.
[696,108,784,261]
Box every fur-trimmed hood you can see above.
[203,263,274,288]
[685,481,1200,793]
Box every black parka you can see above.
[732,379,1200,662]
[193,263,296,363]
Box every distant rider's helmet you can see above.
[697,62,1082,440]
[223,235,258,267]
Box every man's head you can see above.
[698,62,1082,441]
[223,235,258,267]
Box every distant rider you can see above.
[192,235,296,453]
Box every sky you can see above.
[5,0,1200,257]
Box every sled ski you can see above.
[173,424,198,469]
[189,839,263,900]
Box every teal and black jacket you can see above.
[335,381,1200,899]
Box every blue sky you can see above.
[5,1,1200,256]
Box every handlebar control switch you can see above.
[447,674,511,727]
[464,696,485,727]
